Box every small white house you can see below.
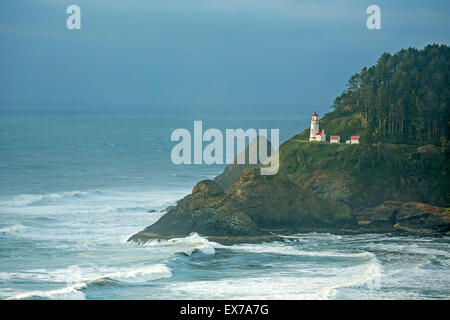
[350,136,360,144]
[315,129,326,142]
[345,140,351,144]
[330,135,340,144]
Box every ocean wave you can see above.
[0,224,27,234]
[142,233,221,256]
[0,190,104,207]
[281,232,344,241]
[74,205,160,216]
[0,189,190,218]
[229,241,375,259]
[6,283,88,300]
[101,264,173,284]
[4,264,172,300]
[0,189,182,243]
[160,255,383,300]
[360,242,450,258]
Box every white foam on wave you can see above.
[4,263,172,300]
[160,255,382,300]
[6,283,88,300]
[360,242,450,258]
[0,191,102,207]
[0,224,27,234]
[138,236,384,300]
[327,255,383,298]
[0,188,191,244]
[0,188,190,212]
[281,232,343,241]
[142,233,222,256]
[103,264,172,284]
[229,241,374,259]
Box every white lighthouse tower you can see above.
[309,111,320,141]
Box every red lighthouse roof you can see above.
[312,111,318,116]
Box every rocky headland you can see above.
[129,45,450,245]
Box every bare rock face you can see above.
[226,168,350,229]
[214,135,272,190]
[128,180,263,244]
[394,202,450,234]
[129,170,354,244]
[354,201,450,235]
[192,180,224,197]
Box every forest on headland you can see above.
[323,44,449,148]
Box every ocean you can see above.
[0,110,449,300]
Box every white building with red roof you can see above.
[315,129,326,142]
[350,136,360,144]
[330,135,340,143]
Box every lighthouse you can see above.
[309,111,326,142]
[309,111,320,141]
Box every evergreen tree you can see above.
[331,44,449,145]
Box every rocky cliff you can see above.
[129,139,449,244]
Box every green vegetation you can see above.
[298,44,450,147]
[276,140,448,208]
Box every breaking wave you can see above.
[159,255,383,300]
[0,189,190,212]
[0,191,104,207]
[0,224,27,234]
[141,233,222,256]
[229,241,375,258]
[5,264,172,300]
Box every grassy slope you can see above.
[272,136,448,209]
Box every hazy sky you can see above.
[0,0,449,114]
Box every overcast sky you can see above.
[0,0,449,115]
